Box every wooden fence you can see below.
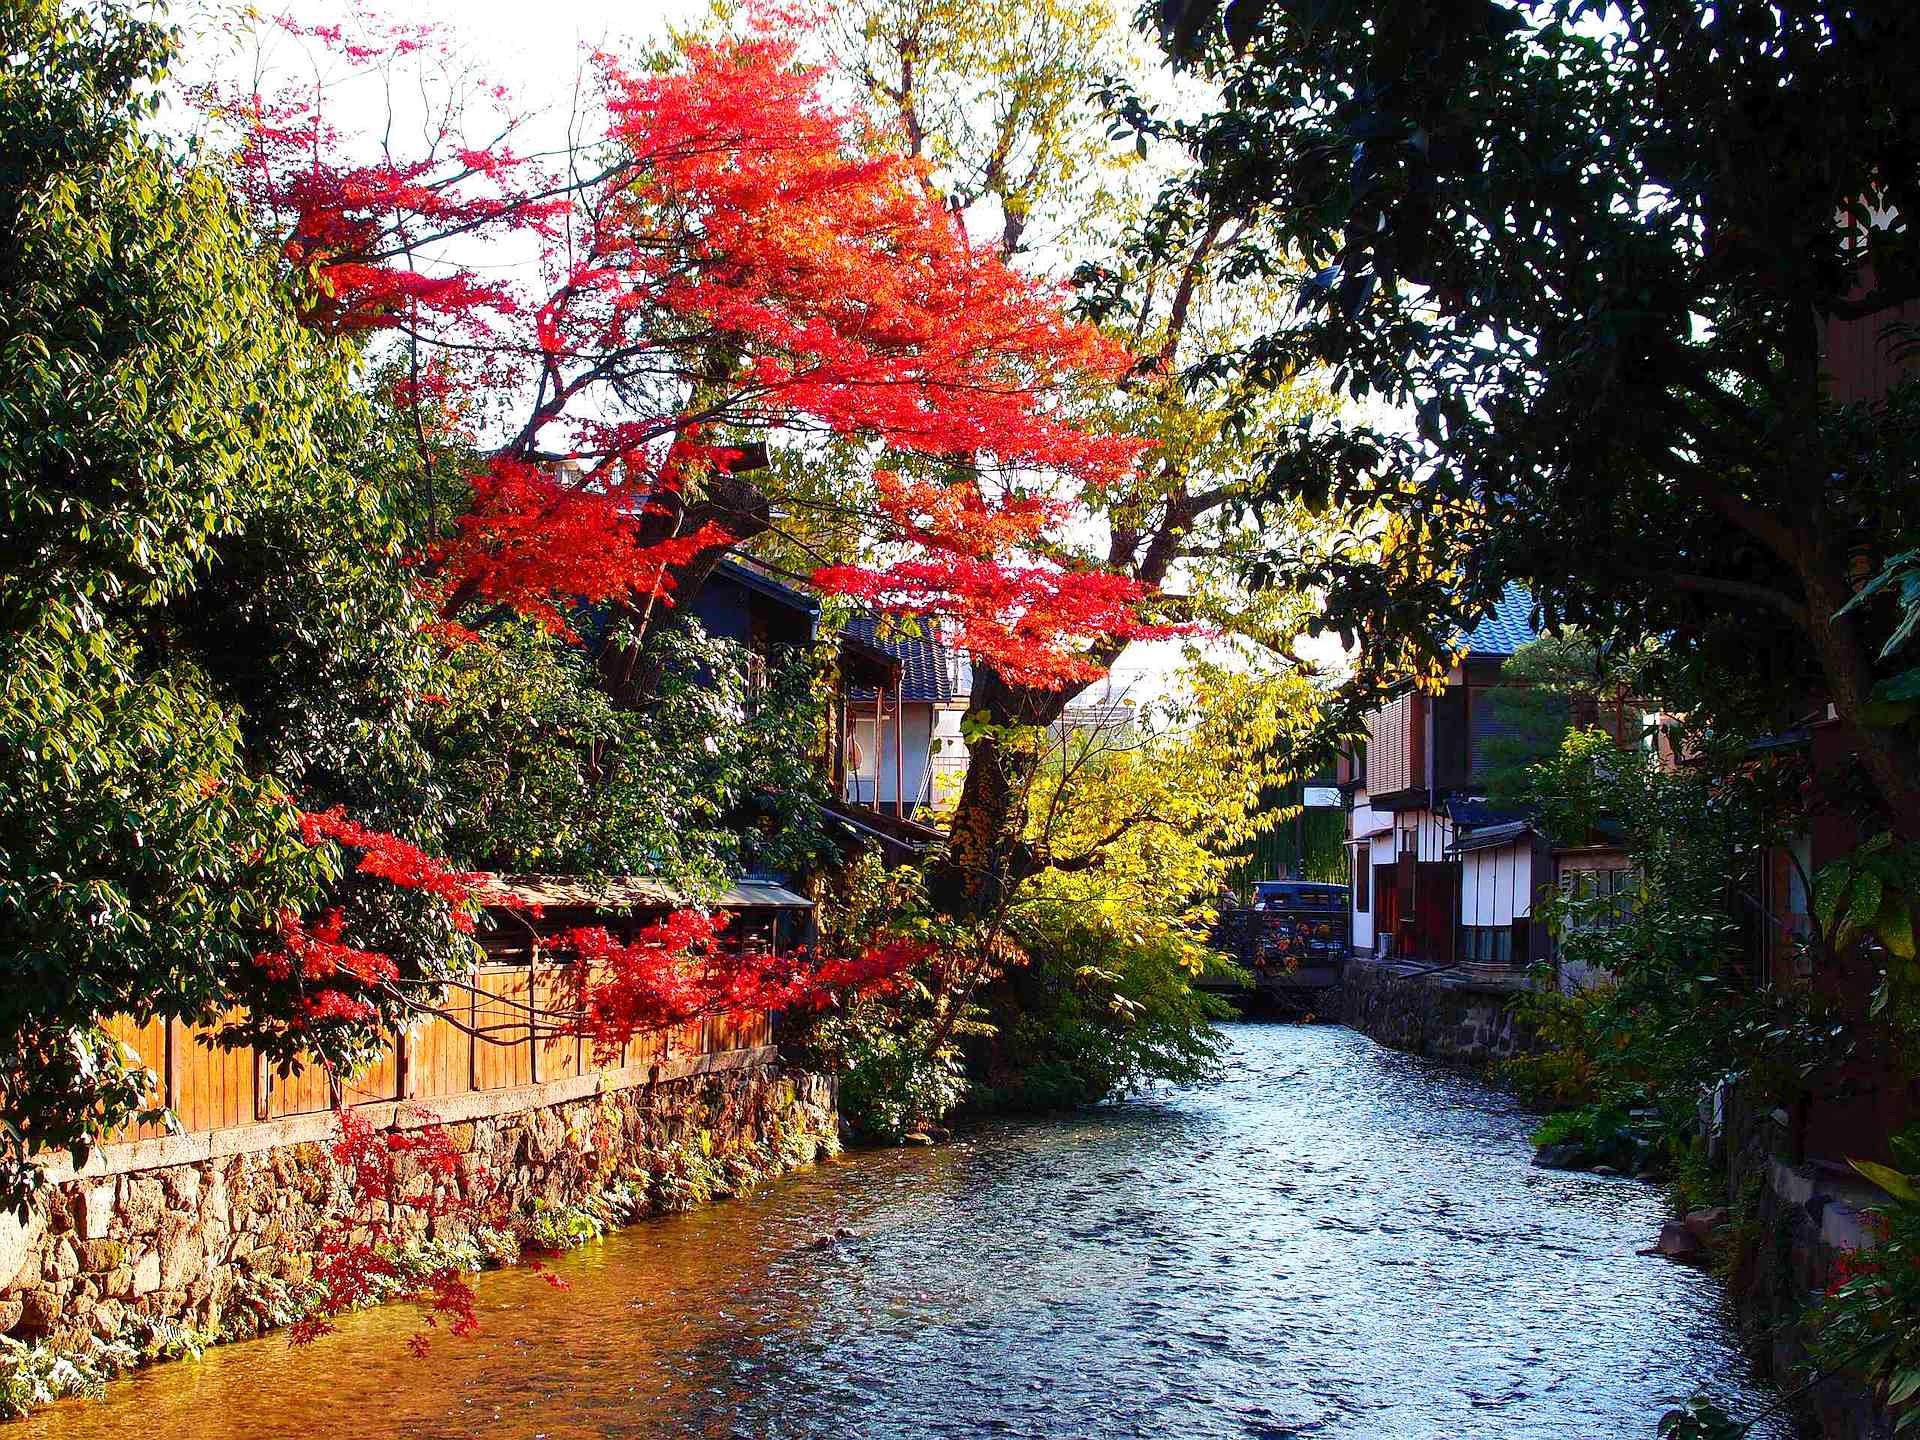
[99,964,773,1145]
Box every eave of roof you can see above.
[1449,819,1536,854]
[842,616,959,703]
[712,556,820,616]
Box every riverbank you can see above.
[1337,955,1536,1064]
[9,1024,1786,1439]
[0,1054,836,1418]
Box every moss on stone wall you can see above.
[0,1064,837,1418]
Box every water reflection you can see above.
[15,1025,1784,1439]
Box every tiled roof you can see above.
[1444,798,1531,830]
[842,617,963,703]
[1460,583,1540,658]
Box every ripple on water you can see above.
[8,1024,1787,1440]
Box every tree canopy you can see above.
[1129,0,1920,831]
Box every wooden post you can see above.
[163,1019,181,1123]
[893,677,905,819]
[467,964,481,1095]
[873,687,884,808]
[833,697,845,797]
[253,1049,270,1122]
[527,965,540,1086]
[397,1026,414,1101]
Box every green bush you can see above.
[968,922,1234,1113]
[1529,1104,1630,1152]
[1499,982,1611,1110]
[822,1012,970,1143]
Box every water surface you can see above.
[20,1024,1785,1439]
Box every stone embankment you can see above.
[1718,1097,1895,1439]
[1336,956,1534,1064]
[0,1051,835,1363]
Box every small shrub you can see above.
[968,924,1233,1113]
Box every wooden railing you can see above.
[99,964,773,1145]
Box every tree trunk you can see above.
[926,665,1078,919]
[594,471,771,711]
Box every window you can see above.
[1353,848,1371,912]
[1786,835,1813,921]
[1462,925,1513,966]
[846,718,881,803]
[1559,866,1635,932]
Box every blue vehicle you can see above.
[1245,880,1350,970]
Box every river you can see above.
[17,1024,1787,1439]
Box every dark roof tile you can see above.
[842,617,961,703]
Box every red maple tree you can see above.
[223,14,1156,682]
[206,12,1173,1337]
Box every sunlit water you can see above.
[18,1024,1787,1439]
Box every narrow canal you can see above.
[21,1025,1786,1439]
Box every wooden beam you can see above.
[893,678,905,820]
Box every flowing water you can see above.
[19,1024,1788,1439]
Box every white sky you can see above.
[274,0,711,92]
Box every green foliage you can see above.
[1811,1128,1920,1429]
[1226,789,1347,893]
[1811,835,1920,1041]
[828,1013,972,1144]
[1671,1137,1724,1218]
[431,619,833,894]
[1499,982,1610,1110]
[1503,726,1847,1148]
[0,2,412,1197]
[1657,1396,1748,1440]
[0,1333,141,1419]
[0,3,841,1202]
[1132,0,1920,828]
[972,921,1234,1112]
[781,854,976,1142]
[1477,633,1657,824]
[1839,548,1920,729]
[1529,1105,1630,1154]
[1021,655,1323,969]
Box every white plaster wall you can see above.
[1348,790,1378,951]
[845,704,936,809]
[1460,844,1532,926]
[926,706,970,809]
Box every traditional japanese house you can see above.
[1342,585,1568,978]
[835,615,969,820]
[684,555,822,669]
[472,873,815,1071]
[1341,587,1649,983]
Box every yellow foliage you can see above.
[1017,654,1322,970]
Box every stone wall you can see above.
[1721,1092,1895,1438]
[0,1050,835,1359]
[1338,958,1534,1065]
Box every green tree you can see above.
[0,1,389,1197]
[0,3,852,1203]
[967,656,1315,1106]
[1132,0,1920,835]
